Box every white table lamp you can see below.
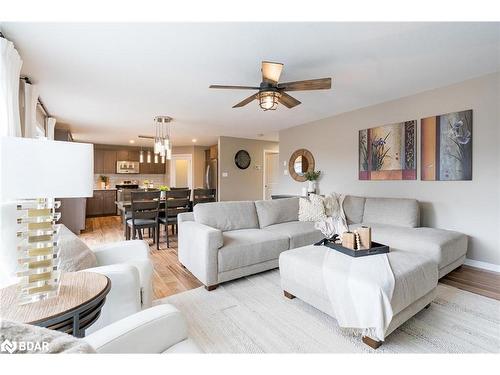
[0,136,93,304]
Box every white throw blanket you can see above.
[315,193,395,341]
[322,251,395,341]
[314,193,348,238]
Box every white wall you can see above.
[277,73,499,265]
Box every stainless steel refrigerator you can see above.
[205,158,218,191]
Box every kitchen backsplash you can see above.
[94,174,167,189]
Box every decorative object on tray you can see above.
[304,170,321,193]
[342,231,356,250]
[234,149,251,169]
[359,120,417,180]
[421,109,472,181]
[356,226,372,249]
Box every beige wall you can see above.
[218,136,279,201]
[277,73,500,266]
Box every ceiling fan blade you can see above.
[278,77,332,91]
[278,92,301,108]
[261,61,284,84]
[209,84,260,90]
[232,93,258,108]
[138,135,155,139]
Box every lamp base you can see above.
[16,198,61,305]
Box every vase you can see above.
[307,180,316,193]
[160,191,166,200]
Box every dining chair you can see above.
[126,190,161,249]
[193,188,216,206]
[159,189,191,248]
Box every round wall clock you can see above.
[234,150,251,170]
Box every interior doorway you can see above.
[263,150,279,200]
[169,154,193,189]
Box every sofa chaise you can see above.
[178,196,468,290]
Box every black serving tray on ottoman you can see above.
[314,238,390,257]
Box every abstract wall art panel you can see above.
[359,120,417,180]
[421,109,472,181]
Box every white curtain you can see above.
[46,117,56,140]
[21,80,40,138]
[0,37,23,137]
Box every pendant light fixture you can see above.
[138,116,173,161]
[139,147,144,163]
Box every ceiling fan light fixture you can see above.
[259,90,281,111]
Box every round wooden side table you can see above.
[0,272,111,338]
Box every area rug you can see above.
[157,270,500,353]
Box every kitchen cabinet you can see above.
[140,161,151,174]
[128,150,140,161]
[210,145,218,160]
[116,150,129,160]
[94,149,104,174]
[117,149,140,162]
[103,150,117,174]
[86,190,117,217]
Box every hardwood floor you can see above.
[79,215,201,300]
[79,216,500,301]
[440,265,500,300]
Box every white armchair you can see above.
[85,304,201,353]
[83,239,154,333]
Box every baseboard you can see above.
[464,258,500,273]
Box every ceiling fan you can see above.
[209,61,332,111]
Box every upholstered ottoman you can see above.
[279,245,438,349]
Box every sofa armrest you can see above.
[81,264,142,333]
[84,305,189,353]
[91,240,150,266]
[178,221,223,287]
[178,212,194,223]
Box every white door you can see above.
[264,152,279,200]
[169,154,193,190]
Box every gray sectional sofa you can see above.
[177,196,468,290]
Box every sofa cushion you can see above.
[194,201,259,232]
[263,221,324,249]
[255,198,299,228]
[362,197,420,228]
[342,196,366,224]
[218,229,289,272]
[349,223,467,270]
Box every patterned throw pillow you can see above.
[298,194,327,222]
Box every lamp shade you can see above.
[0,137,93,200]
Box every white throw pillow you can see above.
[299,194,327,222]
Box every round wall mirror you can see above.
[289,149,315,182]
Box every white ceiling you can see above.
[2,22,499,146]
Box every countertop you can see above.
[93,188,117,191]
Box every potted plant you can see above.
[99,175,109,189]
[159,185,170,199]
[304,170,321,193]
